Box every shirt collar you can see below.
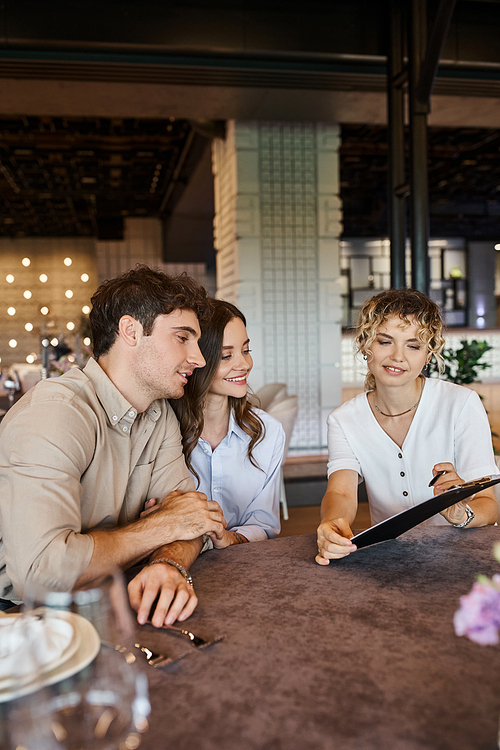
[227,409,248,445]
[83,358,161,429]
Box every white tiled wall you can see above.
[213,121,343,449]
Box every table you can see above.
[138,527,500,750]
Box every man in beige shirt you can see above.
[0,266,226,627]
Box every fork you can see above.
[106,640,184,668]
[161,624,224,649]
[132,642,182,668]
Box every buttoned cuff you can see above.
[200,534,214,553]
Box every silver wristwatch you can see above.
[452,504,475,529]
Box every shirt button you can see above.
[398,453,402,459]
[112,415,118,421]
[400,471,405,477]
[214,488,219,492]
[403,491,408,497]
[122,426,128,432]
[128,411,135,418]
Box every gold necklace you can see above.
[373,379,424,418]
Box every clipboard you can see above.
[351,474,500,550]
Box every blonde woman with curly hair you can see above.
[316,289,498,565]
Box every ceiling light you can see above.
[39,274,48,283]
[81,273,89,282]
[68,355,75,363]
[26,354,35,363]
[82,305,90,314]
[495,244,500,251]
[25,322,34,331]
[40,306,49,315]
[6,274,14,283]
[64,257,72,266]
[50,338,59,346]
[41,338,49,347]
[23,290,32,299]
[83,337,91,346]
[8,339,17,348]
[7,307,16,316]
[22,257,31,267]
[67,321,75,331]
[65,290,74,299]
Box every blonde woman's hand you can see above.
[432,462,471,525]
[316,518,357,565]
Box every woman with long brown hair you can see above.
[171,299,285,547]
[316,289,498,565]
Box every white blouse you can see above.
[327,378,497,525]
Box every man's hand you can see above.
[144,489,226,541]
[315,518,357,565]
[431,463,470,525]
[128,562,198,627]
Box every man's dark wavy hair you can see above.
[89,265,211,358]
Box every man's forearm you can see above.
[74,516,198,588]
[75,527,205,590]
[73,488,224,588]
[148,537,204,569]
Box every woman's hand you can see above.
[315,518,357,565]
[431,462,470,525]
[206,528,248,548]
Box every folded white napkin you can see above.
[0,613,74,682]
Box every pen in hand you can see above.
[428,469,446,487]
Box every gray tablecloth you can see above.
[137,527,500,750]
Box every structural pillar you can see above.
[212,121,343,450]
[409,0,430,293]
[388,0,407,289]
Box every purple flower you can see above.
[454,575,500,646]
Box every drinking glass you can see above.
[4,572,150,750]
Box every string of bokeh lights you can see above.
[1,256,92,366]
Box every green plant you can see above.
[429,339,492,384]
[429,338,497,450]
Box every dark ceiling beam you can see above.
[159,129,195,215]
[387,0,458,292]
[416,0,458,103]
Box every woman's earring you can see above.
[422,358,431,377]
[363,354,367,361]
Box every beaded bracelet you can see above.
[146,557,194,587]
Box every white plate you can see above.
[0,611,80,689]
[0,611,100,703]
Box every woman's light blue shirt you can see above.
[190,409,285,541]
